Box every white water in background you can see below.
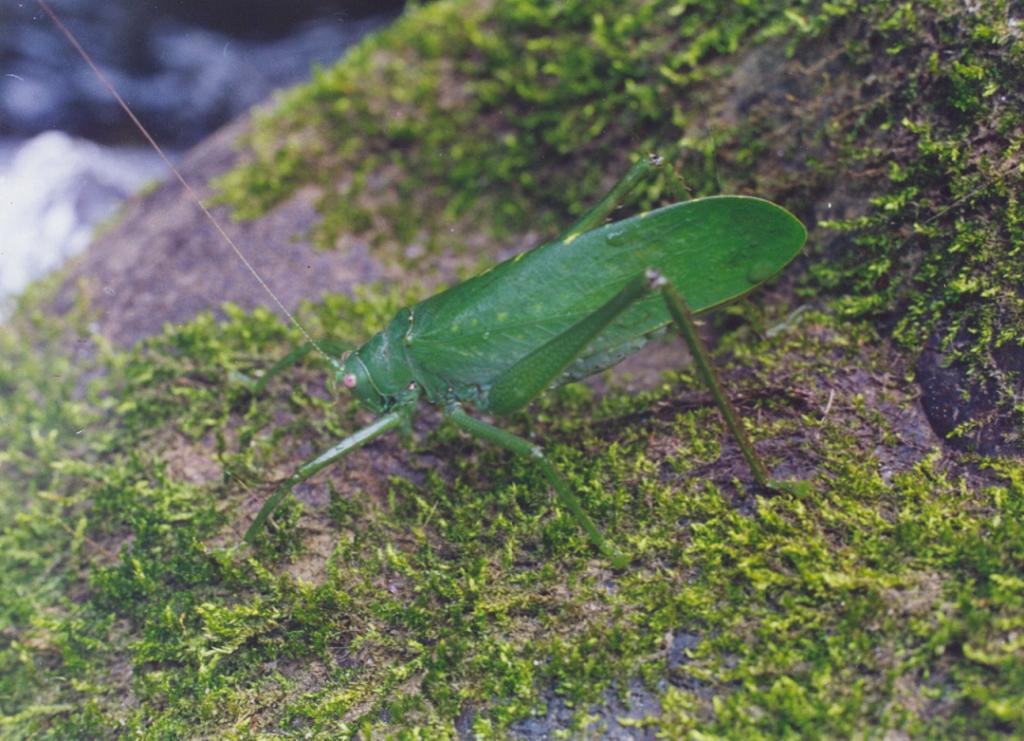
[0,6,398,318]
[0,131,167,314]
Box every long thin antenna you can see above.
[36,0,333,365]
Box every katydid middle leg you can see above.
[446,404,631,569]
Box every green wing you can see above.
[404,196,806,404]
[557,309,669,385]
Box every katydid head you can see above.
[336,350,388,413]
[335,312,418,413]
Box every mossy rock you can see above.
[57,0,1023,451]
[4,0,1023,737]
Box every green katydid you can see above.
[242,155,806,568]
[37,0,807,568]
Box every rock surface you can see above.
[50,115,400,345]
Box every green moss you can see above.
[4,0,1023,736]
[213,0,822,252]
[3,276,1023,736]
[801,0,1024,444]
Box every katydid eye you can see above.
[343,373,358,388]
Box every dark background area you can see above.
[1,0,405,146]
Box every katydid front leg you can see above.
[243,407,411,543]
[241,339,350,394]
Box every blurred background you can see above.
[0,0,404,308]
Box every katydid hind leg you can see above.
[446,405,630,568]
[661,158,692,202]
[556,153,666,241]
[243,408,408,544]
[653,273,778,490]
